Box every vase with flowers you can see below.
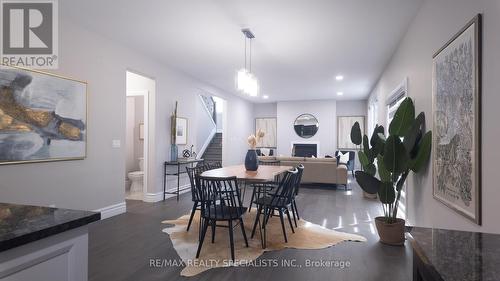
[245,130,265,171]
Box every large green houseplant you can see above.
[350,97,432,245]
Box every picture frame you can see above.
[255,117,277,148]
[0,64,88,165]
[432,14,482,224]
[175,117,188,145]
[337,116,365,150]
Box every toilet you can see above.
[128,158,144,193]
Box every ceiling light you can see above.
[236,28,259,97]
[337,92,344,96]
[263,95,269,99]
[335,75,344,81]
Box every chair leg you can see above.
[286,208,295,233]
[239,218,249,247]
[196,219,209,258]
[291,201,298,227]
[211,221,216,243]
[251,205,262,238]
[187,201,198,231]
[293,200,300,221]
[228,220,235,261]
[278,210,288,243]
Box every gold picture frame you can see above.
[0,64,88,165]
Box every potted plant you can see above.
[350,97,432,245]
[245,130,265,171]
[350,122,378,199]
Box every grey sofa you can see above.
[258,156,348,186]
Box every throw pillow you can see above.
[338,151,350,165]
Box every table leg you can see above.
[176,164,180,201]
[163,162,167,201]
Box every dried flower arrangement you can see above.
[247,129,265,149]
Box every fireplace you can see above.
[292,143,318,157]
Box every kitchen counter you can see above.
[408,226,500,281]
[0,203,100,252]
[0,202,101,281]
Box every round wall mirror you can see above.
[294,114,319,138]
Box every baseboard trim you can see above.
[143,192,163,203]
[143,185,191,202]
[94,202,126,220]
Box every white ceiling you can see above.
[61,0,423,102]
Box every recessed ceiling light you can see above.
[337,92,344,96]
[335,75,344,81]
[263,95,269,99]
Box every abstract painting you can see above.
[0,65,87,164]
[337,116,365,149]
[255,117,276,148]
[432,15,481,224]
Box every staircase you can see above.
[202,133,222,163]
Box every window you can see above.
[367,99,378,137]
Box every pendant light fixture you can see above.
[236,28,259,97]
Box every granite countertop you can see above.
[0,203,100,252]
[407,226,500,281]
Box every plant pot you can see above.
[374,217,405,246]
[363,191,378,199]
[244,149,259,171]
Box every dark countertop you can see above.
[407,226,500,281]
[0,203,100,252]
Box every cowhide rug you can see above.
[162,210,366,276]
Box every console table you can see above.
[408,226,500,281]
[163,158,204,201]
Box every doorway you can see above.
[125,71,155,202]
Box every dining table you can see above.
[200,164,293,203]
[200,164,293,182]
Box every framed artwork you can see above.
[337,116,365,150]
[432,14,482,224]
[0,65,87,165]
[175,117,188,145]
[139,123,144,140]
[255,117,277,148]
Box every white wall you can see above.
[254,102,277,118]
[336,100,367,117]
[0,17,254,210]
[276,100,337,157]
[369,0,500,233]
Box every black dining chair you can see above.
[195,175,249,261]
[290,164,304,227]
[250,168,298,248]
[248,160,282,211]
[185,164,211,232]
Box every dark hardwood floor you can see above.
[88,177,412,281]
